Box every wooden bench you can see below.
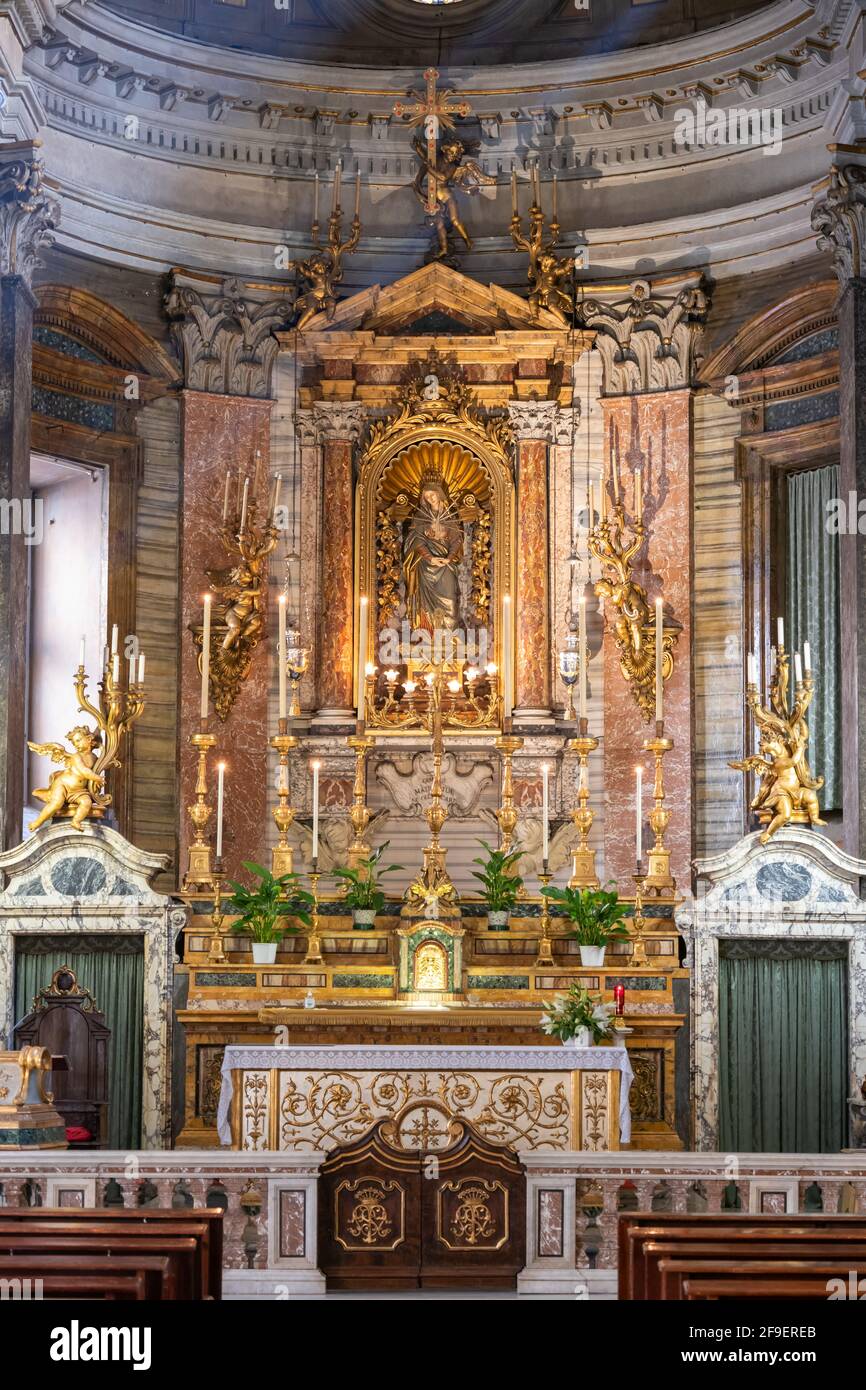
[684,1277,842,1300]
[0,1252,175,1300]
[619,1213,866,1300]
[0,1208,224,1300]
[658,1257,866,1301]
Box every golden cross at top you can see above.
[393,67,471,214]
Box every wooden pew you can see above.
[0,1252,175,1300]
[0,1212,223,1295]
[685,1277,841,1300]
[640,1237,866,1299]
[0,1208,223,1299]
[658,1257,866,1301]
[619,1213,866,1300]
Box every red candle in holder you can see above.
[614,984,625,1017]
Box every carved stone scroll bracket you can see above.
[0,143,59,288]
[812,162,866,285]
[164,269,295,398]
[575,277,710,395]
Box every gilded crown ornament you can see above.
[731,638,825,844]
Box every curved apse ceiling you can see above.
[98,0,782,68]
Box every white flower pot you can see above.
[579,944,606,968]
[352,908,377,931]
[252,942,278,965]
[487,909,510,931]
[564,1027,592,1049]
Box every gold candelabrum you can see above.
[404,665,459,912]
[509,165,574,325]
[588,487,679,723]
[630,866,649,967]
[271,720,299,878]
[495,730,524,853]
[363,659,501,732]
[28,652,146,833]
[184,724,218,891]
[304,862,324,965]
[568,717,600,889]
[642,720,676,897]
[346,729,376,868]
[535,866,555,967]
[730,643,825,844]
[207,868,228,965]
[292,166,361,332]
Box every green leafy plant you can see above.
[471,840,525,912]
[331,842,405,913]
[541,883,630,947]
[227,862,314,943]
[541,983,615,1044]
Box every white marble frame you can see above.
[686,828,866,1151]
[0,824,187,1150]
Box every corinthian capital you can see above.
[164,269,294,399]
[576,276,710,395]
[0,143,59,287]
[812,164,866,286]
[507,400,560,441]
[312,401,367,444]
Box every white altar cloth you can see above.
[217,1043,633,1147]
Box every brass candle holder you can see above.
[304,861,324,965]
[207,867,228,965]
[535,867,555,967]
[568,717,600,889]
[184,726,218,891]
[346,730,375,868]
[495,732,525,852]
[271,720,299,878]
[629,865,649,968]
[642,719,676,897]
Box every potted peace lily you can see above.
[227,862,314,964]
[471,840,525,931]
[541,983,615,1049]
[331,842,404,929]
[541,883,630,967]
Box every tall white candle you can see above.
[777,616,785,649]
[112,653,120,684]
[804,640,812,673]
[311,760,321,861]
[278,594,287,721]
[747,651,757,686]
[588,482,595,530]
[239,477,250,534]
[578,594,587,721]
[541,763,550,865]
[111,624,118,656]
[634,467,642,521]
[636,765,643,865]
[794,652,803,683]
[503,593,513,724]
[138,652,145,685]
[357,596,369,723]
[79,636,86,669]
[655,597,664,724]
[313,172,319,224]
[222,472,231,523]
[128,652,136,687]
[511,168,517,215]
[270,473,282,521]
[354,169,361,218]
[216,761,225,860]
[201,594,212,721]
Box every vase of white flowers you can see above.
[540,983,615,1047]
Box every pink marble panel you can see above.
[318,439,355,713]
[515,439,550,712]
[279,1189,306,1258]
[538,1188,565,1258]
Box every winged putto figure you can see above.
[412,134,495,261]
[28,726,108,831]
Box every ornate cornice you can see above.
[312,400,367,444]
[811,162,866,285]
[507,400,560,441]
[575,277,711,395]
[0,141,58,286]
[164,270,294,398]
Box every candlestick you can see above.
[201,594,212,721]
[239,477,250,534]
[502,593,513,726]
[777,615,785,648]
[304,864,323,965]
[79,636,86,669]
[207,875,228,965]
[183,729,218,890]
[630,868,648,967]
[568,725,600,888]
[635,764,643,864]
[614,983,625,1016]
[357,595,369,724]
[278,594,287,722]
[311,759,321,861]
[216,761,225,860]
[578,594,587,721]
[535,864,555,968]
[541,762,550,865]
[655,598,664,724]
[642,728,676,897]
[271,724,299,877]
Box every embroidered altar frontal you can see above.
[218,1045,633,1154]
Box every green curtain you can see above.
[719,947,847,1152]
[14,944,144,1149]
[786,465,841,810]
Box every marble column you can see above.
[312,402,365,728]
[813,165,866,861]
[166,270,294,882]
[509,401,558,727]
[0,145,58,848]
[599,390,694,890]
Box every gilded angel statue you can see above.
[730,656,825,843]
[27,726,108,831]
[412,135,495,260]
